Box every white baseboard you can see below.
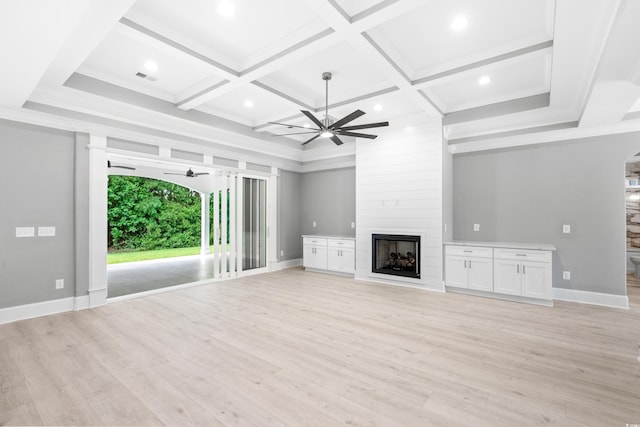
[270,258,302,271]
[0,296,90,325]
[553,287,629,309]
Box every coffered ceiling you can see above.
[1,0,639,168]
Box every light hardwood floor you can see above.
[1,267,639,426]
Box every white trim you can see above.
[446,286,553,307]
[0,296,90,325]
[270,258,303,271]
[553,287,629,309]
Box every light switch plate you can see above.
[55,279,64,289]
[473,224,480,232]
[38,226,56,237]
[16,227,35,238]
[563,271,571,280]
[562,224,571,234]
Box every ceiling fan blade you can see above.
[164,172,184,176]
[268,121,313,130]
[338,121,389,131]
[330,135,344,145]
[330,109,365,129]
[114,165,136,170]
[335,131,378,139]
[271,131,319,136]
[194,173,210,176]
[301,110,325,129]
[301,134,321,145]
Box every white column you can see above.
[228,174,236,276]
[88,135,108,307]
[200,192,210,255]
[213,175,220,279]
[221,173,229,277]
[268,168,279,271]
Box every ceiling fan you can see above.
[270,72,389,146]
[107,160,136,170]
[164,168,209,178]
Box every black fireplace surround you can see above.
[372,234,420,278]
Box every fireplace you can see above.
[372,234,420,278]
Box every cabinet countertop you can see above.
[445,241,556,251]
[302,235,356,240]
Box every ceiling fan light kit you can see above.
[270,72,389,146]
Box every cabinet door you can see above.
[467,257,493,292]
[521,261,552,300]
[303,245,315,268]
[327,247,341,271]
[314,245,328,270]
[493,259,521,295]
[445,255,468,288]
[340,247,355,273]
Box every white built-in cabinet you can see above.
[302,237,328,270]
[327,238,355,273]
[303,235,355,275]
[493,249,552,300]
[445,242,555,305]
[444,246,493,292]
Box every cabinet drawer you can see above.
[494,248,551,262]
[303,237,327,246]
[445,245,493,258]
[327,239,355,249]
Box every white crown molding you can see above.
[450,117,640,154]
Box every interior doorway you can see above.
[624,157,640,293]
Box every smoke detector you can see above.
[135,72,157,82]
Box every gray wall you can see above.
[0,120,80,308]
[453,132,640,295]
[300,167,356,237]
[277,170,302,261]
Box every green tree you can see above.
[108,176,201,251]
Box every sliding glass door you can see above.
[242,177,267,271]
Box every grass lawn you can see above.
[108,245,220,264]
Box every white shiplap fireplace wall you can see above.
[355,117,445,290]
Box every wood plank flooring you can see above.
[1,267,639,426]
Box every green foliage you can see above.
[108,176,202,251]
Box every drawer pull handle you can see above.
[517,264,520,273]
[523,265,526,274]
[516,254,527,257]
[463,250,472,253]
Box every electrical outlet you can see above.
[351,222,355,229]
[312,221,317,228]
[55,279,64,289]
[280,250,284,257]
[563,271,571,280]
[562,224,571,234]
[473,224,480,232]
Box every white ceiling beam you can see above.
[40,0,138,89]
[180,0,429,111]
[299,0,441,117]
[0,0,93,107]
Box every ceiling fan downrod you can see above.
[322,71,331,128]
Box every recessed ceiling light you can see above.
[144,60,158,73]
[478,75,491,86]
[218,0,235,18]
[451,15,468,31]
[244,100,253,108]
[373,104,383,111]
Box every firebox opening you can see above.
[372,234,420,278]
